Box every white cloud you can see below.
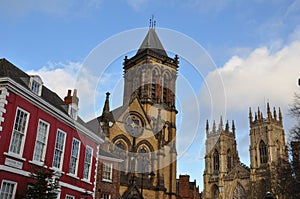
[197,39,300,175]
[200,40,300,115]
[26,61,113,121]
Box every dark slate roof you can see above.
[0,58,92,130]
[137,28,168,56]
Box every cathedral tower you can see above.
[203,118,250,199]
[249,103,288,198]
[89,26,179,199]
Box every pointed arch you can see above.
[213,149,219,172]
[162,72,170,104]
[112,138,129,173]
[136,144,153,173]
[259,140,268,164]
[232,183,247,199]
[151,69,157,101]
[210,184,219,199]
[227,149,232,171]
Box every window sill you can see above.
[4,152,26,162]
[49,167,65,176]
[29,160,47,168]
[102,179,113,183]
[67,173,80,180]
[81,178,92,185]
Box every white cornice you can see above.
[0,77,103,144]
[99,155,123,163]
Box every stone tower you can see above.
[249,103,288,198]
[89,26,179,199]
[203,118,250,199]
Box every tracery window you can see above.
[259,140,268,164]
[163,74,169,104]
[213,150,219,172]
[151,71,157,100]
[114,140,127,172]
[232,183,247,199]
[227,149,232,171]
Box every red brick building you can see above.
[0,58,103,198]
[95,149,122,199]
[177,175,201,199]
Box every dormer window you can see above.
[29,75,43,96]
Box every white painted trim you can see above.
[99,155,123,163]
[0,87,9,132]
[52,129,66,170]
[8,107,30,156]
[59,181,93,194]
[83,145,93,181]
[69,138,81,176]
[32,119,50,163]
[0,164,30,177]
[66,173,80,180]
[0,77,103,144]
[4,152,26,162]
[0,179,18,199]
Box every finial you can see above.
[219,116,223,131]
[257,107,261,120]
[267,102,272,119]
[279,107,283,126]
[212,120,216,133]
[225,120,229,132]
[249,107,253,123]
[206,120,209,134]
[232,120,236,136]
[273,107,277,120]
[103,92,110,114]
[149,15,156,29]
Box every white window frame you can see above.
[102,162,113,182]
[0,180,17,199]
[29,75,43,96]
[9,107,30,156]
[101,193,111,199]
[83,146,93,180]
[69,138,81,176]
[33,119,50,163]
[66,194,75,199]
[52,129,66,170]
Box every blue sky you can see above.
[1,0,300,190]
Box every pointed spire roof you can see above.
[137,28,168,57]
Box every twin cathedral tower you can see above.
[89,26,288,199]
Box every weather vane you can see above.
[149,15,156,29]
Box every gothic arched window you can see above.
[163,74,169,104]
[213,150,219,172]
[232,183,247,199]
[137,146,151,173]
[211,184,219,199]
[114,140,127,172]
[259,140,268,164]
[227,149,232,171]
[151,71,157,101]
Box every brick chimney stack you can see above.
[64,89,79,106]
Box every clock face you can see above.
[124,114,144,137]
